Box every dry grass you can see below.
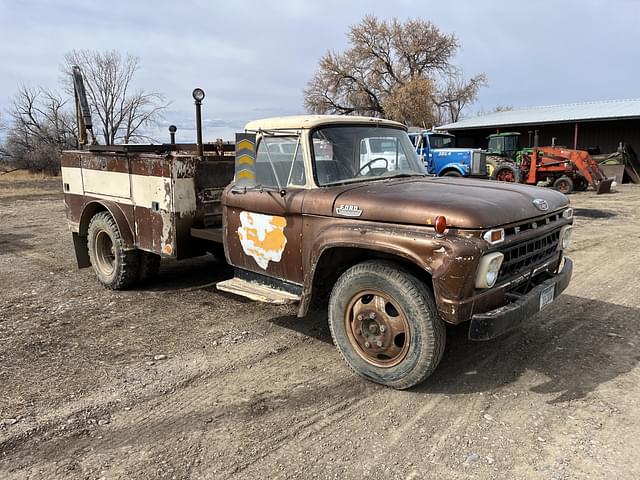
[0,169,58,181]
[0,170,61,198]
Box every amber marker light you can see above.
[434,215,447,234]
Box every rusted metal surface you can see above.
[345,290,410,368]
[60,149,231,261]
[61,124,572,331]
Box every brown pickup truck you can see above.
[61,113,573,389]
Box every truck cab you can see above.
[408,130,488,177]
[62,113,573,390]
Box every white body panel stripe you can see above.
[130,174,172,211]
[61,167,83,195]
[82,169,131,199]
[61,166,197,213]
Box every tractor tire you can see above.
[138,251,161,284]
[328,260,446,390]
[553,176,574,195]
[574,175,589,191]
[486,155,503,178]
[442,170,462,177]
[494,163,520,183]
[87,211,140,290]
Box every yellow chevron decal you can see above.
[237,170,256,180]
[237,139,255,152]
[237,154,255,165]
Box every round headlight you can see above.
[192,88,205,102]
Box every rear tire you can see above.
[494,163,520,183]
[87,211,140,290]
[553,176,574,194]
[328,260,446,389]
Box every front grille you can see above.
[471,151,487,176]
[498,228,561,280]
[504,212,562,238]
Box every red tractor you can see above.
[490,132,614,194]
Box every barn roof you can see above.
[437,99,640,131]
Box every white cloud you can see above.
[1,0,638,139]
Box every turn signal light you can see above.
[434,215,447,234]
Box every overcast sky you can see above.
[1,0,638,142]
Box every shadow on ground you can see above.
[417,294,640,403]
[140,254,233,292]
[274,294,639,403]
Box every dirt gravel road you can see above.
[1,178,639,479]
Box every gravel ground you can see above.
[1,178,639,479]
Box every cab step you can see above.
[216,277,301,304]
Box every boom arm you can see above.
[72,65,96,147]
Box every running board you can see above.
[216,277,301,304]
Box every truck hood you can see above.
[332,177,569,229]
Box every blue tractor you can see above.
[408,130,487,178]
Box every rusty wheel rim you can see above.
[556,179,571,194]
[95,230,116,277]
[344,290,411,368]
[496,169,515,182]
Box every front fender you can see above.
[298,218,484,318]
[436,163,467,176]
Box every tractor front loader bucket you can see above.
[595,177,615,194]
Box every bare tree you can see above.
[432,72,488,125]
[63,50,167,144]
[0,112,7,161]
[4,85,77,173]
[304,16,486,127]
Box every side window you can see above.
[255,136,306,188]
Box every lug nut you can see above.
[379,325,386,333]
[357,314,363,321]
[376,340,383,347]
[364,341,371,348]
[370,312,376,319]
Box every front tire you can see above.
[87,211,140,290]
[328,260,446,389]
[553,175,574,194]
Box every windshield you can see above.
[311,126,425,186]
[429,134,454,149]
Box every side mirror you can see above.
[235,133,257,189]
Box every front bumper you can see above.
[468,258,573,341]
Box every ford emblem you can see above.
[533,198,549,211]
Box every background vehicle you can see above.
[62,76,574,389]
[358,136,408,172]
[488,132,614,194]
[409,130,487,177]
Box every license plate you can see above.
[539,285,555,310]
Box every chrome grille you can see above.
[498,229,561,280]
[504,212,562,238]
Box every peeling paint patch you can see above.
[237,212,287,269]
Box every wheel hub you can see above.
[95,230,116,276]
[345,291,410,368]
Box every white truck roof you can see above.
[244,115,406,132]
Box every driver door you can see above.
[223,136,307,285]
